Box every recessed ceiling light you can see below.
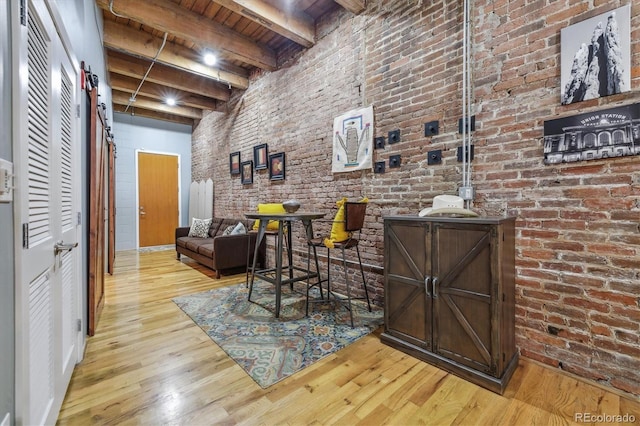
[204,53,216,66]
[166,98,176,106]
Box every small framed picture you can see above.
[230,151,241,175]
[253,143,268,170]
[241,160,253,185]
[269,152,285,181]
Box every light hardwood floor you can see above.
[58,249,640,425]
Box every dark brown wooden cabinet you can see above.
[381,216,518,394]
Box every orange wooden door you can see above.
[138,152,179,247]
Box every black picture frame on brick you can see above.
[230,151,241,175]
[269,152,285,181]
[241,160,253,185]
[253,143,268,170]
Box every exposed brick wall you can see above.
[192,1,640,396]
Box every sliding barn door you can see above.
[88,87,106,336]
[108,140,116,273]
[14,1,82,424]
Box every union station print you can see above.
[543,103,640,164]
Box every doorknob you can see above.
[139,206,146,215]
[53,241,77,270]
[54,241,78,255]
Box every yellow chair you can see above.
[306,200,371,326]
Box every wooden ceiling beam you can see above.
[96,0,277,70]
[107,50,231,101]
[112,90,203,119]
[334,0,365,14]
[213,0,315,48]
[113,106,195,127]
[103,20,249,90]
[109,73,219,111]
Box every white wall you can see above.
[113,113,192,250]
[50,0,113,125]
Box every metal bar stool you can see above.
[306,201,371,326]
[245,225,289,287]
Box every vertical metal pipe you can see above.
[466,0,472,188]
[461,0,467,190]
[461,0,473,208]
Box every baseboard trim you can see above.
[522,356,638,400]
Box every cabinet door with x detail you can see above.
[384,220,433,351]
[431,223,497,375]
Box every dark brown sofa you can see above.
[175,218,265,278]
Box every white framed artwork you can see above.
[332,106,373,173]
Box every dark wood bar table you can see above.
[245,211,325,318]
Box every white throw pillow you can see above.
[188,218,212,238]
[230,222,246,235]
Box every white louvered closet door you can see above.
[15,1,81,425]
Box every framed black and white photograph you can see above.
[543,102,640,165]
[241,160,253,185]
[253,143,268,170]
[268,152,285,181]
[561,5,631,105]
[230,151,241,175]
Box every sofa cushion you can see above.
[230,222,246,235]
[214,219,238,237]
[209,218,225,237]
[188,218,212,238]
[221,224,236,236]
[197,242,214,257]
[186,238,211,252]
[176,236,198,248]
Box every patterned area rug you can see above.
[173,281,383,388]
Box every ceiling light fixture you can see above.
[204,53,217,66]
[166,98,176,106]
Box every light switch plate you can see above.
[0,158,13,203]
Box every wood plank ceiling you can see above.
[97,0,365,126]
